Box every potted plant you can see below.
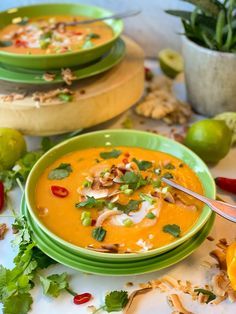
[167,0,236,116]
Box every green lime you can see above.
[0,128,26,170]
[184,120,232,163]
[158,48,184,78]
[214,112,236,145]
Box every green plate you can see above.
[25,130,216,262]
[0,3,123,70]
[21,196,215,276]
[0,38,125,84]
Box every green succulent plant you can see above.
[166,0,236,52]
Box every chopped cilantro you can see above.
[99,149,122,160]
[163,224,181,237]
[17,17,29,25]
[121,116,133,129]
[40,273,68,298]
[146,212,156,219]
[162,172,174,179]
[75,196,106,209]
[152,178,161,188]
[164,163,175,170]
[0,40,12,47]
[139,193,155,204]
[92,226,106,242]
[86,33,100,40]
[115,200,142,214]
[132,158,152,171]
[120,171,148,190]
[82,39,94,49]
[194,289,216,303]
[105,290,129,312]
[48,163,72,180]
[58,92,73,102]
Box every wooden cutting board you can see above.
[0,36,144,136]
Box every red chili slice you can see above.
[0,181,4,212]
[73,293,92,305]
[51,185,69,198]
[215,177,236,194]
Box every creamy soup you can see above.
[0,15,113,55]
[35,146,204,253]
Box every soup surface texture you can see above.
[0,15,113,55]
[35,146,204,253]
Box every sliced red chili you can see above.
[91,219,96,226]
[215,177,236,194]
[51,185,69,198]
[73,293,92,305]
[122,158,129,164]
[15,39,28,48]
[0,181,4,212]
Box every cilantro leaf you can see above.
[132,158,152,171]
[48,163,72,180]
[164,163,175,170]
[99,149,122,160]
[146,212,156,219]
[0,170,16,192]
[86,33,100,40]
[163,224,181,237]
[41,137,56,152]
[58,93,73,102]
[139,193,155,204]
[92,227,107,242]
[162,172,174,179]
[120,172,148,190]
[194,288,216,303]
[3,293,33,314]
[0,40,12,47]
[105,290,129,312]
[40,273,68,298]
[75,196,106,209]
[31,247,57,269]
[115,200,142,214]
[14,151,43,182]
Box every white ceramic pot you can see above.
[182,36,236,116]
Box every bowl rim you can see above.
[25,129,215,259]
[0,3,124,59]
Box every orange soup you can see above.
[0,15,113,55]
[35,146,204,253]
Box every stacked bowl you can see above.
[0,3,125,81]
[23,130,215,276]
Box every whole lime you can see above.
[0,128,26,170]
[184,120,232,163]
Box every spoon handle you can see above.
[67,10,141,26]
[162,178,236,223]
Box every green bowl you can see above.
[25,129,215,261]
[0,3,123,70]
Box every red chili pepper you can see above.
[0,181,4,212]
[51,185,69,198]
[122,158,129,164]
[91,219,96,226]
[73,293,92,305]
[124,152,130,158]
[144,67,154,81]
[215,177,236,194]
[15,39,28,48]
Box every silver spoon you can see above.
[58,10,141,27]
[162,177,236,223]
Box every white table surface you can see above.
[0,60,236,314]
